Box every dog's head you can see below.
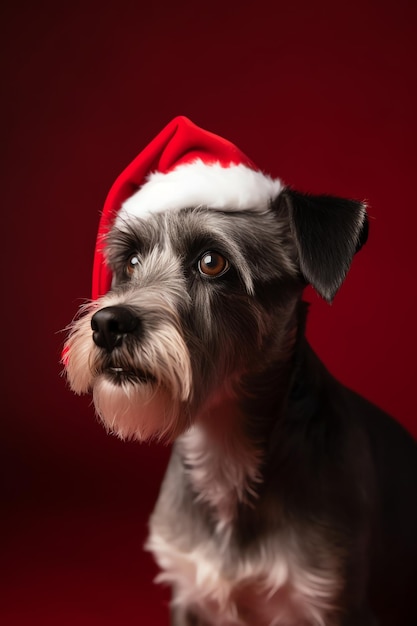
[63,117,367,443]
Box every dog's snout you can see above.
[91,306,139,352]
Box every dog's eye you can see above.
[198,251,229,278]
[126,254,140,276]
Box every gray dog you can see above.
[64,117,417,626]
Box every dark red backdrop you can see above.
[1,1,416,624]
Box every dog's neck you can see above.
[179,388,263,534]
[178,301,308,533]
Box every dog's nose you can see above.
[91,306,139,352]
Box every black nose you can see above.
[91,306,140,352]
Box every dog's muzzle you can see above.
[64,289,194,441]
[91,305,140,352]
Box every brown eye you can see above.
[198,251,229,277]
[126,254,140,276]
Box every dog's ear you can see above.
[275,188,368,302]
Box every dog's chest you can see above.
[147,427,341,625]
[148,525,338,626]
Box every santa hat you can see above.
[92,116,282,299]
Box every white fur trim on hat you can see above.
[117,159,283,222]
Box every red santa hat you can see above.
[92,116,282,299]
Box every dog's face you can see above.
[64,191,367,443]
[64,204,300,442]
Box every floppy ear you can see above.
[276,188,368,302]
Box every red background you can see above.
[1,1,416,624]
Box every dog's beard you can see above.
[92,375,183,441]
[64,297,193,442]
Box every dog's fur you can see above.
[65,187,417,626]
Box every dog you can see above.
[64,117,417,626]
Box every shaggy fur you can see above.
[64,188,417,626]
